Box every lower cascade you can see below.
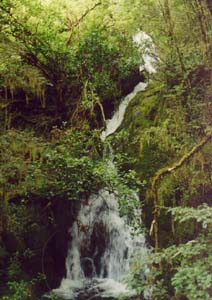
[52,189,147,300]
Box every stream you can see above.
[43,32,156,300]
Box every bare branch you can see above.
[66,1,102,45]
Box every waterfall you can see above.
[53,189,142,298]
[101,31,156,141]
[54,190,146,300]
[100,82,147,141]
[133,31,157,75]
[66,189,132,281]
[50,32,156,300]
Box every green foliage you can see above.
[128,206,212,299]
[1,0,212,299]
[1,281,30,300]
[7,252,22,280]
[0,0,141,130]
[170,204,212,229]
[117,2,212,299]
[0,127,144,298]
[1,273,46,300]
[0,129,44,202]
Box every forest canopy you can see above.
[0,0,144,131]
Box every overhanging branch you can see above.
[152,132,212,191]
[66,1,102,45]
[150,131,212,250]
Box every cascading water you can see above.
[54,189,145,300]
[101,31,156,142]
[50,32,156,300]
[100,82,147,141]
[66,189,131,281]
[133,31,156,75]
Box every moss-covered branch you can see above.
[150,132,212,250]
[152,132,212,191]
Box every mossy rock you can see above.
[122,83,161,133]
[115,83,171,181]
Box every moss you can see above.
[122,84,160,132]
[114,77,212,249]
[118,83,171,183]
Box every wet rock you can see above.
[43,278,138,300]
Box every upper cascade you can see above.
[100,82,147,141]
[101,31,156,141]
[133,31,157,74]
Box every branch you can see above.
[24,52,55,84]
[0,5,56,84]
[152,132,212,191]
[66,1,102,45]
[96,100,106,128]
[150,132,212,250]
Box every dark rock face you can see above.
[80,222,108,278]
[2,195,80,299]
[120,69,145,97]
[74,280,111,300]
[102,69,145,121]
[39,196,80,290]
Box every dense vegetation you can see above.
[0,0,212,300]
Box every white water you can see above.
[55,190,146,299]
[52,32,156,300]
[67,189,131,280]
[101,31,156,141]
[100,82,147,141]
[55,189,146,299]
[133,31,157,74]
